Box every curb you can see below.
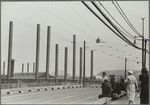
[1,85,83,95]
[90,85,101,88]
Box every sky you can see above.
[1,1,149,77]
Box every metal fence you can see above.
[1,79,101,89]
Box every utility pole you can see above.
[125,58,127,79]
[79,47,82,84]
[55,44,59,77]
[90,50,93,80]
[83,41,86,87]
[144,39,147,66]
[142,18,145,68]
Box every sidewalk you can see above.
[109,92,140,104]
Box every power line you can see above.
[90,1,140,49]
[67,2,99,38]
[2,13,86,49]
[2,13,73,43]
[34,2,96,40]
[112,1,137,35]
[91,1,149,54]
[81,1,131,47]
[113,1,141,37]
[115,1,141,36]
[98,1,135,39]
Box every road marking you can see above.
[2,88,84,104]
[41,91,100,104]
[2,88,101,104]
[85,95,97,99]
[2,88,83,99]
[2,88,90,104]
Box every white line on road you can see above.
[2,88,84,104]
[2,88,83,99]
[41,91,100,104]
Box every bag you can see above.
[98,94,103,99]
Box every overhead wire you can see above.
[2,13,82,46]
[3,13,101,61]
[2,13,117,60]
[34,2,127,57]
[67,2,99,38]
[112,1,141,37]
[81,1,132,47]
[98,1,135,39]
[89,1,140,48]
[115,1,141,36]
[69,1,146,62]
[90,1,149,53]
[34,2,96,40]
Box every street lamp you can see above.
[96,37,105,43]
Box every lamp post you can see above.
[83,41,86,87]
[125,58,127,79]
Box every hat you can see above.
[128,70,133,75]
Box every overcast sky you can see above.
[1,1,149,77]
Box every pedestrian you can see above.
[139,66,149,104]
[101,72,112,104]
[124,70,139,104]
[111,77,121,100]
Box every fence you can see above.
[1,79,101,89]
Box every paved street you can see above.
[109,92,140,104]
[2,87,107,104]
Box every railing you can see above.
[1,79,101,89]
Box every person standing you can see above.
[124,70,139,104]
[139,66,149,104]
[101,72,112,104]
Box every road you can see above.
[1,87,107,104]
